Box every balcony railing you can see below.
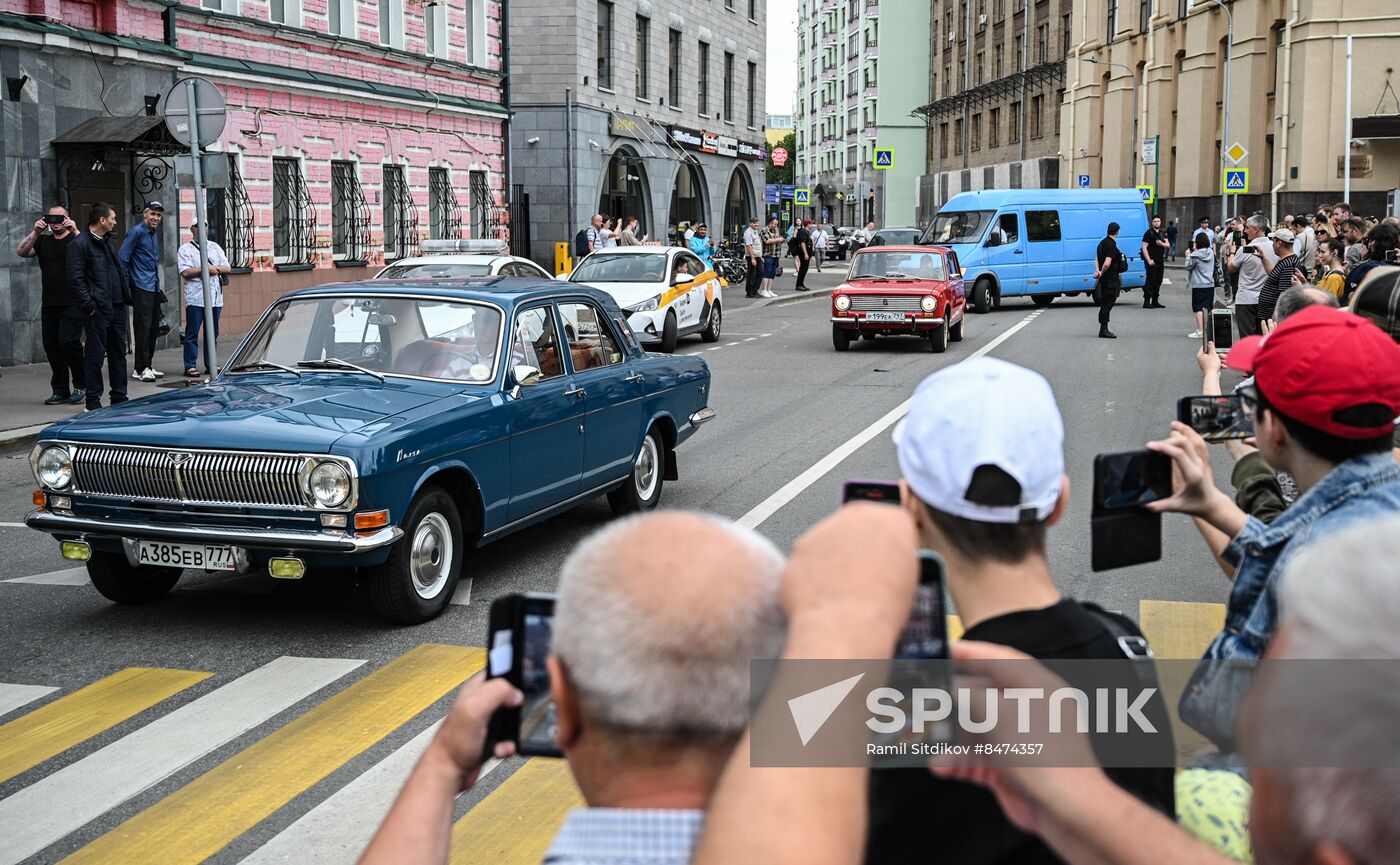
[866,4,879,17]
[865,44,879,59]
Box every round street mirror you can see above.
[162,77,227,148]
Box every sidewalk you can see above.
[0,337,242,448]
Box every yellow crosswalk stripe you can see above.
[1139,600,1226,659]
[0,667,210,784]
[449,758,583,865]
[58,644,483,865]
[947,614,964,641]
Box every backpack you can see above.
[788,234,802,257]
[573,229,591,259]
[1114,251,1129,274]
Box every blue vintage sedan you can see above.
[25,278,716,623]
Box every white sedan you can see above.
[567,246,723,352]
[374,239,552,280]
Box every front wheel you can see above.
[949,315,964,342]
[608,427,665,515]
[929,321,949,353]
[972,279,994,314]
[701,301,722,342]
[367,488,463,624]
[87,551,181,603]
[658,312,679,353]
[833,324,852,351]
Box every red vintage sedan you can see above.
[830,245,967,352]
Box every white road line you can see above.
[0,656,365,865]
[724,341,741,347]
[241,725,501,865]
[706,347,723,352]
[0,522,27,528]
[0,683,58,718]
[736,312,1042,531]
[2,568,89,586]
[450,578,472,605]
[743,337,758,342]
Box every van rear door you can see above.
[981,212,1026,296]
[1023,209,1064,295]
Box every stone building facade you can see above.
[507,0,767,261]
[1,0,507,366]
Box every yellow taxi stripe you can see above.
[1138,600,1225,660]
[659,269,719,308]
[0,667,210,784]
[59,644,483,865]
[449,757,583,865]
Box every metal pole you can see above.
[565,87,575,244]
[1344,35,1353,201]
[1221,5,1232,227]
[1153,135,1161,216]
[184,79,218,378]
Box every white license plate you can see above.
[135,540,237,571]
[865,311,906,323]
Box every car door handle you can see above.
[564,386,587,398]
[624,373,644,384]
[1014,250,1024,254]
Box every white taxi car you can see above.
[374,239,552,280]
[567,246,722,352]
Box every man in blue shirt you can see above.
[687,223,716,272]
[118,200,165,381]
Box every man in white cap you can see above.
[865,357,1174,865]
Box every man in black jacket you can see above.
[67,202,132,410]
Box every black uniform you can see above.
[1095,235,1122,335]
[794,227,813,290]
[1141,226,1167,308]
[67,231,132,409]
[33,233,86,397]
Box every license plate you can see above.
[135,540,237,571]
[865,311,906,323]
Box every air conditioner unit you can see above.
[948,31,956,41]
[978,14,988,25]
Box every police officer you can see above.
[1140,215,1169,309]
[1093,222,1124,339]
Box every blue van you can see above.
[918,188,1149,313]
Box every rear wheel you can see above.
[832,324,852,351]
[972,279,994,314]
[87,552,181,604]
[949,315,964,342]
[701,302,722,342]
[608,426,665,514]
[929,321,949,353]
[1031,294,1055,308]
[658,311,679,353]
[367,487,462,624]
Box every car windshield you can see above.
[850,251,947,280]
[921,211,994,245]
[571,253,669,283]
[231,296,505,383]
[875,229,922,245]
[376,262,492,279]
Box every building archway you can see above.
[598,147,651,239]
[722,167,756,242]
[668,160,708,245]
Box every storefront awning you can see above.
[52,115,186,155]
[1352,115,1400,140]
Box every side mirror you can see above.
[673,273,695,286]
[985,234,1001,248]
[510,365,541,399]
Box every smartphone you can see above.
[483,593,563,759]
[843,480,901,506]
[1092,449,1172,511]
[895,551,949,660]
[1178,395,1254,441]
[1200,322,1211,354]
[872,551,953,762]
[1211,308,1234,352]
[43,214,64,225]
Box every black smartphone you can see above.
[1092,449,1172,511]
[896,551,949,660]
[1178,395,1254,441]
[872,551,954,763]
[1200,321,1211,354]
[1211,308,1234,352]
[843,480,902,505]
[483,593,563,759]
[43,213,64,225]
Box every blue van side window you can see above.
[1027,211,1062,242]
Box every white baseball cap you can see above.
[893,358,1065,524]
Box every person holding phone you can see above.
[866,358,1174,865]
[16,204,85,404]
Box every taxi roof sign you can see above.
[419,239,510,255]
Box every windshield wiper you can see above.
[295,358,386,382]
[228,359,302,377]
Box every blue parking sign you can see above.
[1077,174,1091,188]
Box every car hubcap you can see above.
[634,436,659,501]
[409,512,452,599]
[711,306,721,336]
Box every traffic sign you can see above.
[162,77,226,148]
[873,148,894,169]
[771,147,789,167]
[1142,138,1158,165]
[1225,141,1248,165]
[1077,174,1091,188]
[1224,168,1249,193]
[764,184,781,205]
[1137,185,1155,205]
[780,184,796,200]
[794,188,811,205]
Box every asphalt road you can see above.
[0,267,1234,864]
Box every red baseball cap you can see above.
[1225,306,1400,438]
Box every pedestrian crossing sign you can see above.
[794,188,811,205]
[874,148,895,169]
[1224,168,1249,193]
[1137,185,1155,205]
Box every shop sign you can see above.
[738,141,766,160]
[671,127,703,148]
[611,115,647,140]
[701,132,720,153]
[715,135,739,157]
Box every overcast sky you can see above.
[767,0,797,115]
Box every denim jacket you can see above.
[1179,451,1400,750]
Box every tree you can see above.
[766,132,795,185]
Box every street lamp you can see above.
[1195,0,1234,227]
[1085,56,1139,188]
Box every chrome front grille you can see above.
[69,444,311,509]
[849,295,925,312]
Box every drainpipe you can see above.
[1269,0,1299,224]
[1019,0,1028,163]
[565,87,575,241]
[962,0,971,170]
[501,0,512,194]
[1140,2,1153,188]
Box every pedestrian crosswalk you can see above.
[0,600,1225,865]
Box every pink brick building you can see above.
[1,0,508,360]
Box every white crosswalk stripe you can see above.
[0,683,58,718]
[2,567,89,586]
[0,656,364,865]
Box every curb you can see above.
[0,424,50,450]
[729,285,837,314]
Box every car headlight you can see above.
[834,294,851,311]
[309,461,351,509]
[921,295,938,313]
[627,295,662,314]
[35,445,73,490]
